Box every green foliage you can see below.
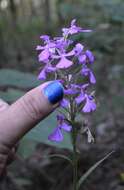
[17,138,38,158]
[0,69,40,89]
[0,88,24,102]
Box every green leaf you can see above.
[0,88,25,102]
[46,154,73,165]
[0,69,40,89]
[77,151,114,190]
[17,138,37,158]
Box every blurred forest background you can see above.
[0,0,124,190]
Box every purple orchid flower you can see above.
[38,67,47,80]
[38,65,56,80]
[53,49,75,69]
[85,50,94,64]
[75,90,96,113]
[48,114,72,142]
[74,43,87,64]
[48,127,63,142]
[36,41,56,62]
[81,67,96,84]
[75,83,89,104]
[75,43,84,55]
[40,35,50,43]
[82,95,96,113]
[62,19,92,37]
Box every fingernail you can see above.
[43,81,64,104]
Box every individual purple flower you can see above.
[85,50,94,64]
[75,83,89,104]
[62,19,92,37]
[82,95,96,113]
[48,114,72,142]
[38,65,56,80]
[48,127,63,142]
[74,43,84,55]
[36,41,56,62]
[78,54,87,64]
[74,43,87,64]
[38,67,47,80]
[40,35,50,43]
[81,67,96,84]
[53,49,75,69]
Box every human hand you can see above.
[0,81,64,176]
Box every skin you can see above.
[0,82,59,176]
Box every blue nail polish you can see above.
[44,81,64,104]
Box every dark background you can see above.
[0,0,124,189]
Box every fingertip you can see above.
[43,81,64,104]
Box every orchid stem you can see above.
[70,98,78,190]
[72,125,78,190]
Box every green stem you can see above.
[70,98,78,190]
[72,124,78,190]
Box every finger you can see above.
[0,81,64,148]
[0,99,9,112]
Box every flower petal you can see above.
[78,54,86,64]
[40,35,50,42]
[82,96,96,113]
[89,71,96,84]
[38,49,50,62]
[86,50,94,63]
[56,57,73,69]
[46,66,56,73]
[64,88,78,95]
[36,45,44,50]
[80,29,92,32]
[75,43,84,55]
[48,127,63,142]
[81,67,89,76]
[65,50,75,57]
[75,93,85,104]
[57,114,65,121]
[38,68,46,80]
[71,19,76,26]
[61,123,72,132]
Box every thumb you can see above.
[0,81,64,148]
[0,99,9,112]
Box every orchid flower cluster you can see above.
[36,19,96,143]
